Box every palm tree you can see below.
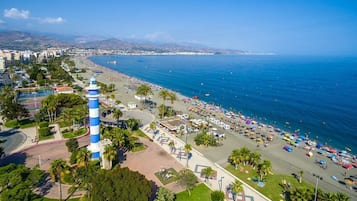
[298,170,303,183]
[240,146,251,166]
[136,84,153,108]
[113,109,123,123]
[229,149,242,170]
[112,130,126,148]
[49,159,68,201]
[230,180,243,201]
[150,121,156,132]
[168,140,175,153]
[168,92,177,105]
[103,144,117,169]
[59,107,74,127]
[158,104,166,119]
[201,167,215,182]
[289,187,313,201]
[249,151,261,169]
[76,148,91,167]
[258,160,272,181]
[159,89,170,103]
[184,144,192,168]
[335,192,350,201]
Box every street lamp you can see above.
[218,176,224,191]
[313,173,323,201]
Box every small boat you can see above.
[107,60,117,64]
[204,93,210,97]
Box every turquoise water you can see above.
[90,55,357,153]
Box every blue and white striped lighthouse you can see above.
[86,77,100,159]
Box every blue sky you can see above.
[0,0,357,55]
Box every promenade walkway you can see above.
[142,125,271,201]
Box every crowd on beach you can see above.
[184,97,357,170]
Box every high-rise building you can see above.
[86,77,101,159]
[0,57,5,72]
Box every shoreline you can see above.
[73,55,357,197]
[87,55,355,156]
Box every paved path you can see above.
[121,137,185,193]
[142,125,271,201]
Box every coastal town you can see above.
[0,46,356,201]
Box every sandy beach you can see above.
[72,55,357,198]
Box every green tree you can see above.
[168,92,177,105]
[88,166,152,201]
[184,143,192,168]
[229,149,242,170]
[289,187,314,201]
[159,89,170,103]
[66,138,79,153]
[49,159,68,201]
[168,140,175,153]
[201,166,215,181]
[249,151,261,169]
[125,118,140,131]
[76,148,91,167]
[136,84,153,108]
[0,164,45,201]
[335,192,350,201]
[177,169,198,196]
[158,104,166,119]
[298,170,304,183]
[211,190,225,201]
[230,180,243,201]
[113,108,123,123]
[150,121,156,132]
[154,187,175,201]
[103,144,117,170]
[258,160,272,181]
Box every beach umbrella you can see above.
[344,164,353,170]
[316,143,323,149]
[246,119,251,124]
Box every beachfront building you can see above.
[86,77,101,159]
[55,86,74,94]
[157,116,188,134]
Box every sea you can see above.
[90,55,357,154]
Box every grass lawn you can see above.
[131,142,147,152]
[39,134,54,141]
[176,183,212,201]
[62,127,88,138]
[4,118,37,129]
[154,168,179,185]
[133,129,150,139]
[226,164,314,201]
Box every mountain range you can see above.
[0,31,247,54]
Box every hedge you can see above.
[39,121,49,128]
[38,127,51,137]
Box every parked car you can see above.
[283,145,293,152]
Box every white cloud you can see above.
[144,32,174,42]
[4,8,29,19]
[40,17,65,24]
